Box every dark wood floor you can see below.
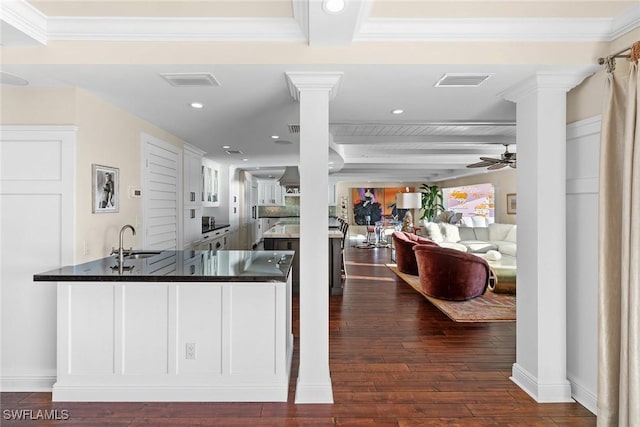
[1,243,596,426]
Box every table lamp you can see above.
[397,192,422,232]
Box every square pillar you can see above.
[286,71,342,404]
[503,70,594,402]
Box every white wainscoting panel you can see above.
[123,284,170,375]
[54,278,293,402]
[229,284,277,374]
[565,116,600,415]
[177,285,223,374]
[69,285,115,374]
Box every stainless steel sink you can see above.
[124,251,162,259]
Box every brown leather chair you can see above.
[413,244,490,301]
[392,231,437,275]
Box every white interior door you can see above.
[142,133,182,250]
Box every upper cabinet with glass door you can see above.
[202,158,220,207]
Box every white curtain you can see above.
[598,45,640,426]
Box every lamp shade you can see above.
[278,166,300,186]
[396,192,422,209]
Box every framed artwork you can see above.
[92,164,119,213]
[351,187,414,225]
[506,193,516,215]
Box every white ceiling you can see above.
[1,0,635,182]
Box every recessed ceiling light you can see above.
[328,161,334,165]
[323,0,346,13]
[271,135,279,139]
[222,145,230,149]
[190,102,204,109]
[329,166,334,170]
[242,158,249,162]
[391,109,404,115]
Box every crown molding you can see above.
[292,0,309,41]
[356,17,619,42]
[3,0,638,45]
[1,0,47,45]
[46,17,305,42]
[610,2,640,41]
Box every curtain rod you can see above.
[598,46,631,65]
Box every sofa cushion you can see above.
[488,223,514,241]
[472,216,488,227]
[423,222,444,243]
[461,240,498,253]
[505,225,517,243]
[457,226,476,241]
[439,223,461,243]
[459,217,472,227]
[498,243,517,257]
[474,227,490,241]
[438,242,468,252]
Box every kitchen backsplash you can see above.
[258,197,337,218]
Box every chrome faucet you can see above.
[112,224,136,265]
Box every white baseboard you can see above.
[294,377,334,404]
[53,383,290,402]
[511,363,574,403]
[1,374,55,392]
[569,376,597,415]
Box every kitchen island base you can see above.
[53,278,293,402]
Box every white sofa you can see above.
[419,221,517,257]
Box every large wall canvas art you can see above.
[352,187,414,225]
[443,183,495,220]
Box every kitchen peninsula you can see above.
[33,250,294,402]
[262,222,344,295]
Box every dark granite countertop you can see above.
[202,223,231,234]
[33,250,294,283]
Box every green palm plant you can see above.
[419,184,444,222]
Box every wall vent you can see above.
[159,72,221,87]
[435,73,492,87]
[288,124,300,134]
[225,149,243,155]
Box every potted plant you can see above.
[419,184,444,222]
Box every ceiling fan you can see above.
[466,144,517,170]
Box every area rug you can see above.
[386,264,516,322]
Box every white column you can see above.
[285,72,342,404]
[502,70,593,402]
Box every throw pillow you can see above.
[505,225,517,243]
[423,222,444,243]
[439,223,461,243]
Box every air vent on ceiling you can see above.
[288,124,300,134]
[274,140,293,145]
[159,72,221,87]
[434,73,492,88]
[225,149,243,155]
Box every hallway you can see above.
[0,244,595,426]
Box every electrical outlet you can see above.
[185,343,196,360]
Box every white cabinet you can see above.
[257,180,284,206]
[183,144,204,249]
[197,226,230,251]
[328,183,336,206]
[183,207,202,249]
[202,158,220,207]
[184,144,204,207]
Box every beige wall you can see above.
[1,86,185,263]
[567,27,640,123]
